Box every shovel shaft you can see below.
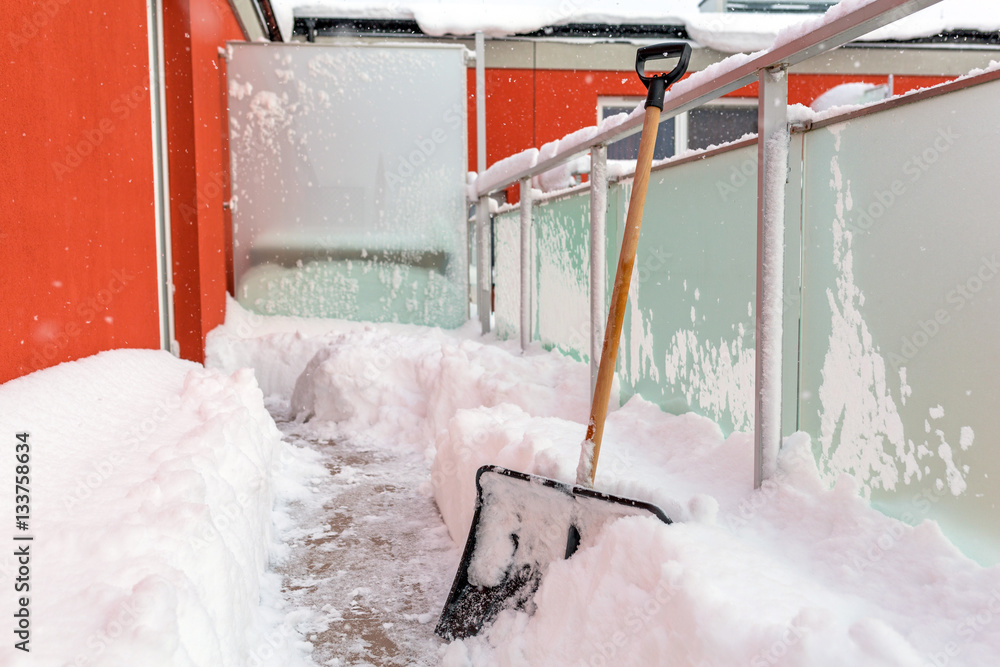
[582,105,661,486]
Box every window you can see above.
[597,97,758,159]
[687,100,758,151]
[599,98,677,160]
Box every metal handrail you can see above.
[472,0,944,199]
[476,0,946,489]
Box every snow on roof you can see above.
[274,0,1000,53]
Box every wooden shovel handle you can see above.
[581,105,661,487]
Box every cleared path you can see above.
[276,418,461,666]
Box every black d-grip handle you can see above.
[636,42,691,110]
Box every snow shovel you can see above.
[435,42,691,642]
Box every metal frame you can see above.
[519,178,533,351]
[476,32,491,334]
[472,0,945,488]
[754,65,789,487]
[256,0,283,41]
[588,145,608,395]
[471,0,945,198]
[217,47,236,295]
[146,0,176,356]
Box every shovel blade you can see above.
[435,465,671,640]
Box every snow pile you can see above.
[472,148,538,199]
[686,11,805,53]
[0,349,314,666]
[444,428,1000,666]
[810,82,890,112]
[286,325,590,448]
[205,303,1000,666]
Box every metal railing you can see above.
[471,0,945,488]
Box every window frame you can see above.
[597,96,759,155]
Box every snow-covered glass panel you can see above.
[797,77,1000,565]
[532,192,591,360]
[493,210,521,341]
[227,42,468,327]
[614,144,761,435]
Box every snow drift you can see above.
[0,350,312,666]
[206,302,1000,666]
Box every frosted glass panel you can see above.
[227,42,467,327]
[613,146,760,434]
[798,77,1000,564]
[533,193,591,361]
[493,210,520,341]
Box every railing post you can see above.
[519,177,533,350]
[477,194,491,334]
[754,64,789,489]
[589,145,608,397]
[475,31,490,334]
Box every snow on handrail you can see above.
[472,0,945,199]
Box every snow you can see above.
[7,296,999,663]
[272,0,1000,52]
[0,349,314,666]
[758,116,790,480]
[819,131,910,496]
[472,148,537,198]
[206,300,1000,665]
[810,82,889,112]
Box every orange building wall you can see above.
[165,0,245,364]
[1,0,163,383]
[1,0,245,383]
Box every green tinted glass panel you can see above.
[533,192,591,361]
[613,146,761,434]
[797,78,1000,564]
[493,210,520,341]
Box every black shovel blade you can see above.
[435,465,671,640]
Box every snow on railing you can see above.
[471,0,943,200]
[470,0,946,489]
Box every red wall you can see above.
[164,0,244,363]
[1,0,244,383]
[1,0,162,383]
